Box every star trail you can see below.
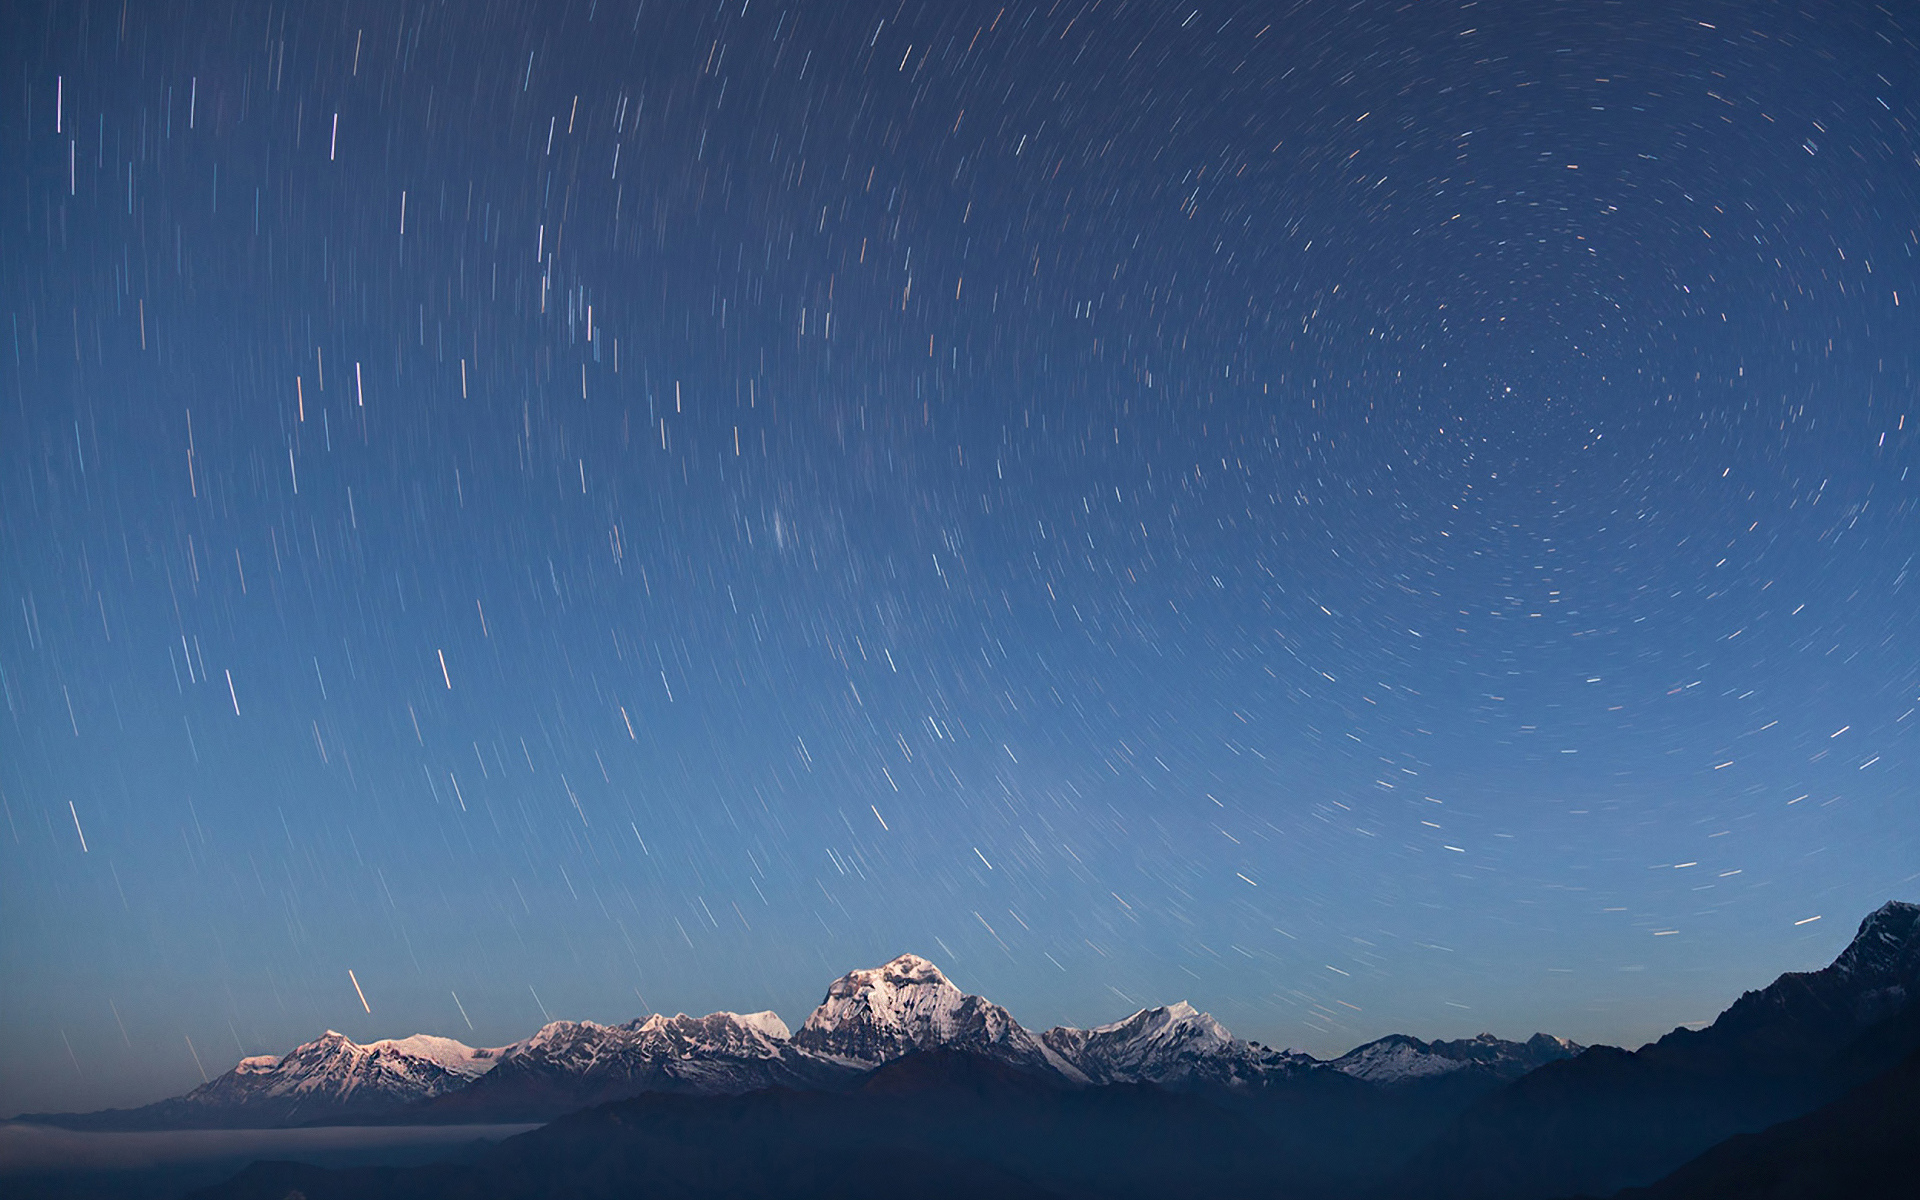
[2,0,1915,1114]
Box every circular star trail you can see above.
[1,0,1914,1113]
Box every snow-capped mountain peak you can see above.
[626,1009,792,1042]
[416,1007,850,1118]
[71,1028,514,1128]
[486,1012,794,1079]
[797,954,968,1051]
[362,1033,503,1077]
[1043,1002,1316,1089]
[793,954,1086,1081]
[1331,1034,1469,1084]
[620,1010,796,1059]
[1097,1001,1232,1046]
[1331,1031,1582,1086]
[510,1019,614,1056]
[243,1029,500,1096]
[732,1010,792,1040]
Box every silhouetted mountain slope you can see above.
[1384,901,1920,1200]
[1602,1042,1920,1200]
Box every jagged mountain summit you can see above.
[793,952,1089,1081]
[1330,1031,1582,1087]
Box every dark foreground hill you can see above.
[1602,1042,1920,1200]
[185,1039,1920,1200]
[1382,900,1920,1200]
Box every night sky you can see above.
[3,0,1916,1115]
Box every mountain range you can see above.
[180,901,1920,1200]
[16,950,1573,1129]
[13,900,1919,1200]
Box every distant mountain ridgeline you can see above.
[16,951,1574,1130]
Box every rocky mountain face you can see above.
[1703,898,1919,1072]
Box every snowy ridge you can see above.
[1042,1001,1318,1089]
[421,1008,840,1116]
[493,1010,794,1070]
[195,1029,501,1106]
[1330,1032,1581,1086]
[24,951,1617,1128]
[37,1029,518,1127]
